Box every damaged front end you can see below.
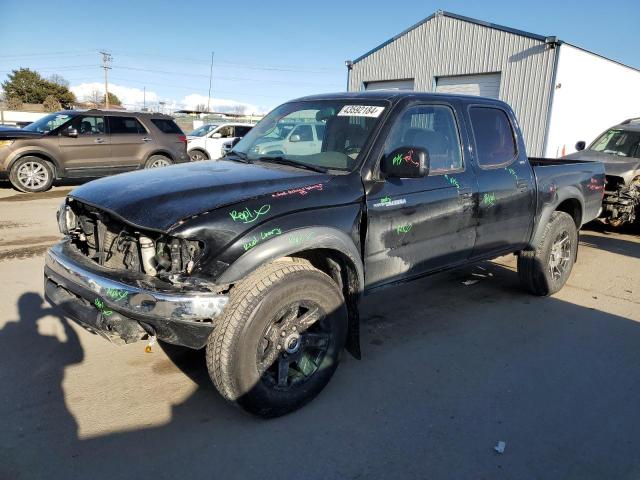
[46,198,229,349]
[601,176,640,227]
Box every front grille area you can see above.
[66,200,201,279]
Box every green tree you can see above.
[1,68,76,108]
[43,95,62,112]
[102,92,121,106]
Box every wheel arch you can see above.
[528,188,584,250]
[144,149,174,163]
[216,226,364,358]
[8,150,60,177]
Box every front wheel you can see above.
[518,211,578,296]
[188,149,209,161]
[206,260,347,417]
[9,156,55,193]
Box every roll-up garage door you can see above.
[435,73,501,98]
[364,79,414,91]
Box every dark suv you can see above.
[0,109,189,193]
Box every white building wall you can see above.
[545,44,640,157]
[0,110,46,125]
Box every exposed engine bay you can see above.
[602,176,640,227]
[59,199,203,283]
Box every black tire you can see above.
[188,149,209,161]
[518,211,578,296]
[9,156,55,193]
[206,260,348,417]
[144,155,173,168]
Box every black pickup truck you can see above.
[45,92,605,417]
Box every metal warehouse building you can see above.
[346,11,640,157]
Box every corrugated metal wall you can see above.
[348,14,557,156]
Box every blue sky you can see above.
[1,0,638,113]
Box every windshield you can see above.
[232,100,387,171]
[23,113,72,133]
[590,128,640,158]
[188,124,218,137]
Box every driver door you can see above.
[206,125,234,159]
[286,124,318,155]
[364,102,478,288]
[59,115,112,173]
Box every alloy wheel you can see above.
[257,300,331,389]
[17,161,49,189]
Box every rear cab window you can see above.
[468,107,517,167]
[151,118,183,134]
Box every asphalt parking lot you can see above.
[1,182,639,480]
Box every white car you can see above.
[251,122,325,156]
[187,122,253,161]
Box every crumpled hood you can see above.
[70,160,328,232]
[565,150,640,184]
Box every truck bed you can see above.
[528,157,599,167]
[529,157,605,227]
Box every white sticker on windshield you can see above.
[337,105,385,118]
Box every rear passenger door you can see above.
[364,102,478,288]
[466,105,535,257]
[107,116,150,168]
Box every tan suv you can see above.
[0,109,189,193]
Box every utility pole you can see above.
[100,51,112,109]
[207,51,214,113]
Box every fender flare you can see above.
[217,226,364,293]
[145,149,175,162]
[8,149,60,175]
[528,186,585,250]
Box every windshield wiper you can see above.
[225,151,252,163]
[257,156,328,173]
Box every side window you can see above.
[385,105,462,173]
[469,107,517,167]
[109,117,146,135]
[71,116,105,135]
[217,126,234,138]
[291,124,313,142]
[151,119,183,134]
[235,126,252,137]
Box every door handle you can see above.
[142,137,152,142]
[516,180,529,191]
[94,138,105,144]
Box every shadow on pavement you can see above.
[2,259,640,479]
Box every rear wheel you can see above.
[144,155,173,168]
[9,156,54,193]
[518,211,577,296]
[206,260,347,417]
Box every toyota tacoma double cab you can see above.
[45,92,605,417]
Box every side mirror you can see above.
[575,141,586,152]
[381,147,429,178]
[63,128,78,138]
[211,132,222,139]
[289,134,301,143]
[231,137,241,147]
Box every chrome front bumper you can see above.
[44,241,228,348]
